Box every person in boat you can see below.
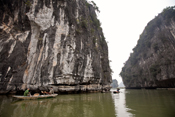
[42,87,54,95]
[116,88,120,93]
[24,88,30,96]
[49,87,54,94]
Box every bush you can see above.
[25,0,31,7]
[91,28,95,34]
[149,64,161,78]
[153,43,159,53]
[91,1,100,13]
[81,19,88,29]
[94,19,101,28]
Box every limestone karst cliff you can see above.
[0,0,112,94]
[110,79,118,88]
[120,6,175,88]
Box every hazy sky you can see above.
[92,0,175,83]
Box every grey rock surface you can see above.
[120,6,175,88]
[0,0,112,94]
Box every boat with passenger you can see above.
[13,94,58,100]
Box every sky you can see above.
[92,0,175,84]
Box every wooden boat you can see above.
[13,94,58,100]
[113,91,120,94]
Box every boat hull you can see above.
[13,94,58,100]
[113,91,120,94]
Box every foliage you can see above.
[85,1,90,8]
[157,30,168,43]
[25,0,31,7]
[143,53,147,59]
[81,19,88,29]
[161,6,175,25]
[129,52,138,66]
[93,19,101,28]
[91,28,95,34]
[145,17,162,39]
[76,29,81,34]
[101,33,105,41]
[76,19,80,24]
[153,43,159,53]
[91,1,100,13]
[149,64,161,78]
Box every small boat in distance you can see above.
[113,88,120,94]
[113,91,120,94]
[13,94,58,100]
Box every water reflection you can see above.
[1,90,175,117]
[111,89,175,117]
[111,89,133,117]
[125,89,175,117]
[0,93,116,117]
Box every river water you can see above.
[0,89,175,117]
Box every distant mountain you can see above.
[110,79,118,88]
[119,82,125,87]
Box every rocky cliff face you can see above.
[120,6,175,88]
[0,0,112,94]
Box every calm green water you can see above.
[0,89,175,117]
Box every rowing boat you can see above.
[113,91,120,94]
[13,94,58,100]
